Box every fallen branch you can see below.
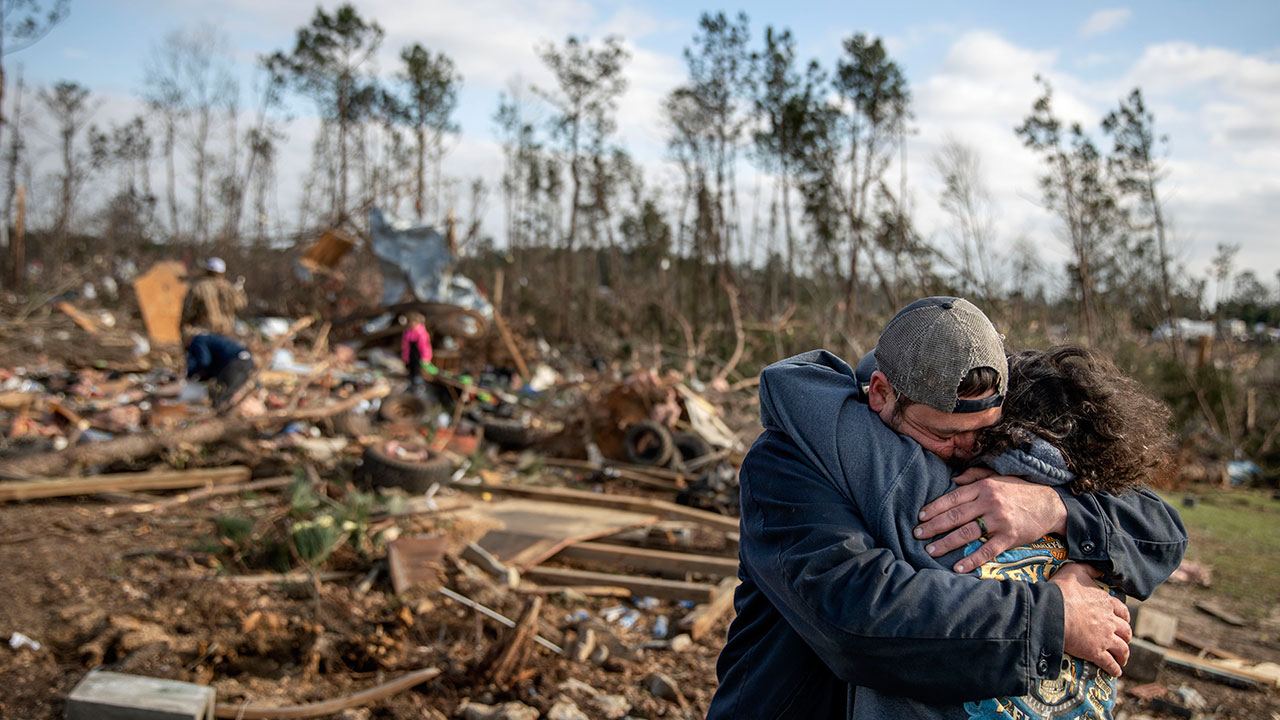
[483,596,543,686]
[0,384,389,480]
[103,475,294,516]
[0,466,250,503]
[214,667,440,719]
[712,278,746,386]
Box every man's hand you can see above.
[1054,563,1131,677]
[915,469,1069,573]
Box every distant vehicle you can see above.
[1151,318,1214,341]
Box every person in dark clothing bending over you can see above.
[186,333,255,411]
[708,297,1187,719]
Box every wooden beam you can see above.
[679,576,740,641]
[1132,638,1270,689]
[523,566,717,602]
[461,482,739,533]
[0,466,251,503]
[556,541,738,578]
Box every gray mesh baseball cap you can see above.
[873,297,1007,413]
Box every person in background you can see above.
[186,333,255,411]
[402,312,435,390]
[182,257,247,335]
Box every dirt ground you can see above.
[1,491,1276,719]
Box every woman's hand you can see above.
[915,468,1068,573]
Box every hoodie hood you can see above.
[981,436,1076,487]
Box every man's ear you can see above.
[867,371,894,413]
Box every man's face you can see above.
[866,371,1001,461]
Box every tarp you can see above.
[369,208,455,307]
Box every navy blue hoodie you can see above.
[709,351,1188,720]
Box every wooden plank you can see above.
[679,576,740,641]
[462,482,739,533]
[459,498,660,570]
[133,261,188,347]
[1132,638,1269,689]
[55,301,100,334]
[387,535,448,594]
[1174,630,1245,661]
[523,566,717,602]
[0,466,251,502]
[299,228,356,271]
[556,541,738,578]
[491,306,530,382]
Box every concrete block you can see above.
[1125,642,1166,684]
[66,670,214,720]
[1133,606,1179,647]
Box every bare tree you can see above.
[178,24,236,244]
[266,3,384,222]
[534,35,629,253]
[40,81,96,249]
[393,43,460,221]
[144,30,189,239]
[933,137,999,300]
[1,0,67,172]
[1017,76,1120,344]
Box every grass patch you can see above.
[1163,488,1280,613]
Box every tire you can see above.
[356,445,454,494]
[624,420,674,466]
[378,393,432,424]
[482,416,538,450]
[672,432,712,463]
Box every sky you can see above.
[15,0,1280,293]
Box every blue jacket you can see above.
[186,334,248,380]
[709,350,1188,719]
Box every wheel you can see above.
[482,416,538,449]
[378,393,432,424]
[672,432,712,463]
[355,445,454,494]
[624,420,674,466]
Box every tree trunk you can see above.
[165,119,179,239]
[415,124,426,220]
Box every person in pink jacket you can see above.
[401,313,434,389]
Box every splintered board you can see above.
[457,498,660,570]
[133,261,189,346]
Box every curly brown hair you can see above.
[980,346,1175,494]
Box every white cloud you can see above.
[906,31,1280,281]
[1079,8,1132,38]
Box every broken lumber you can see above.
[555,541,738,578]
[1174,630,1245,661]
[523,566,717,602]
[483,596,543,686]
[0,384,389,480]
[56,301,100,334]
[462,482,739,533]
[214,667,440,719]
[515,585,632,599]
[1132,638,1269,689]
[0,466,250,503]
[679,576,740,641]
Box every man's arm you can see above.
[1055,487,1187,599]
[916,473,1188,599]
[739,430,1066,702]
